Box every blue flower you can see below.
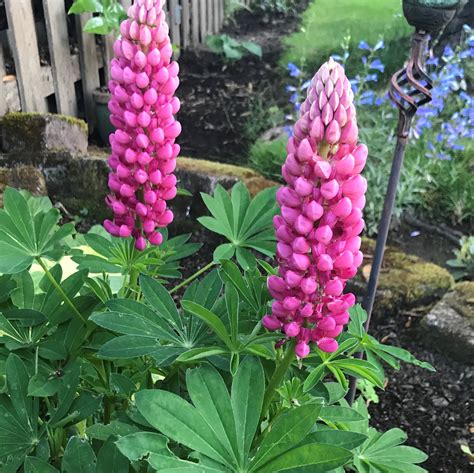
[370,59,385,72]
[374,39,385,51]
[287,62,301,78]
[301,80,311,90]
[358,40,371,51]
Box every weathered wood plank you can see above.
[181,0,191,49]
[213,0,219,32]
[169,0,181,48]
[0,42,6,115]
[104,34,115,85]
[191,0,200,45]
[42,0,77,116]
[207,0,214,34]
[5,0,48,112]
[199,0,207,41]
[76,13,101,129]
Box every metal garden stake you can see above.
[346,0,461,405]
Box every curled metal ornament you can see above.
[389,31,433,138]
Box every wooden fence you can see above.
[0,0,251,125]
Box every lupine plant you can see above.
[0,2,434,472]
[253,27,473,235]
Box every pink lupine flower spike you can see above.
[263,58,368,358]
[104,0,181,250]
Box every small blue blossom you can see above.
[287,62,301,78]
[374,39,385,51]
[358,40,371,51]
[370,59,385,72]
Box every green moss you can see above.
[3,112,88,135]
[445,282,474,323]
[178,157,278,196]
[360,237,454,309]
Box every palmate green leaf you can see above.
[0,395,36,459]
[96,335,161,359]
[331,358,385,389]
[6,354,33,428]
[355,427,428,473]
[0,188,74,274]
[250,403,322,471]
[62,437,96,473]
[198,183,278,269]
[181,300,233,350]
[135,390,233,468]
[11,270,35,309]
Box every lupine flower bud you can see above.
[105,0,180,249]
[265,58,367,357]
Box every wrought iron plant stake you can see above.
[346,0,460,405]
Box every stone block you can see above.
[348,238,454,317]
[0,165,48,207]
[421,281,474,363]
[1,112,88,156]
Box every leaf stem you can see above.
[169,261,216,294]
[35,257,88,325]
[261,340,296,419]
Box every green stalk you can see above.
[261,340,296,419]
[35,256,87,325]
[169,261,216,294]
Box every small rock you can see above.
[420,282,474,364]
[1,112,88,156]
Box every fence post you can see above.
[76,14,101,130]
[42,0,78,116]
[5,0,48,112]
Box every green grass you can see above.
[281,0,412,77]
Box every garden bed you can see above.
[177,0,309,162]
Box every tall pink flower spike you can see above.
[104,0,181,250]
[263,58,368,358]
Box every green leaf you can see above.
[241,41,262,57]
[6,354,33,427]
[117,432,223,472]
[304,430,367,450]
[11,271,35,309]
[303,364,326,392]
[187,364,239,465]
[115,432,169,462]
[140,274,183,331]
[231,357,265,462]
[62,437,97,473]
[177,347,228,363]
[86,421,140,441]
[83,16,112,34]
[181,300,233,350]
[135,389,233,467]
[332,359,385,389]
[68,0,103,14]
[214,243,235,262]
[256,443,352,473]
[251,403,322,471]
[320,405,365,423]
[28,374,60,397]
[96,436,128,473]
[97,335,160,359]
[377,345,436,372]
[24,457,59,472]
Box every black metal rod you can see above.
[346,137,408,405]
[345,29,433,405]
